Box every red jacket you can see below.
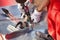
[0,0,17,7]
[48,0,60,40]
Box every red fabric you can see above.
[24,6,29,13]
[5,34,16,39]
[48,0,60,40]
[0,0,17,7]
[30,0,33,3]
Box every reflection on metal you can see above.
[6,26,33,39]
[0,3,48,40]
[7,25,19,32]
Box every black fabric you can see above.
[35,31,54,40]
[15,21,24,29]
[16,0,27,3]
[2,8,9,14]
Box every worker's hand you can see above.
[31,0,49,12]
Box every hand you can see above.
[31,0,49,12]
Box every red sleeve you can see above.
[0,0,17,7]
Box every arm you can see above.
[32,0,49,12]
[37,0,49,12]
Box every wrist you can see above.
[36,6,43,12]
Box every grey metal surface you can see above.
[0,20,47,40]
[0,5,47,40]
